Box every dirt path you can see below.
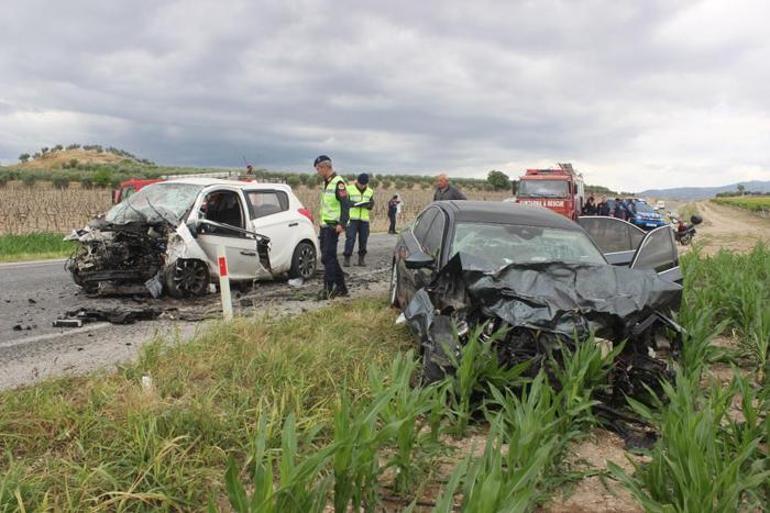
[693,200,770,253]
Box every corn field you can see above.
[294,186,510,232]
[0,181,509,235]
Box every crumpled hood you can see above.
[405,252,682,341]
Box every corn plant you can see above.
[443,323,529,436]
[609,375,770,513]
[331,388,393,513]
[369,350,444,495]
[417,422,550,513]
[223,415,335,513]
[549,336,623,429]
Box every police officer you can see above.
[315,155,350,299]
[343,173,374,267]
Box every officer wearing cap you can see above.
[314,155,350,299]
[343,173,374,267]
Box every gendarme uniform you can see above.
[343,174,375,267]
[321,174,348,225]
[315,155,349,298]
[347,184,374,222]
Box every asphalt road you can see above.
[0,233,397,389]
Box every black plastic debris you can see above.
[62,307,163,325]
[403,252,685,439]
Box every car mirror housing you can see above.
[691,215,703,225]
[405,251,435,270]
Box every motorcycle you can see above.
[671,215,703,245]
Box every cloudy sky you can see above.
[1,0,768,191]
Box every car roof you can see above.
[434,201,583,231]
[162,177,292,192]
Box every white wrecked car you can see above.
[65,178,319,297]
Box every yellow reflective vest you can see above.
[347,184,374,222]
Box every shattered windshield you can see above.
[517,180,569,198]
[105,183,203,225]
[451,222,605,269]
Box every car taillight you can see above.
[298,208,314,223]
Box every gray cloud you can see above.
[1,0,769,190]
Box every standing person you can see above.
[613,197,628,220]
[343,173,374,267]
[596,196,609,216]
[625,198,637,220]
[433,173,467,201]
[314,155,349,299]
[387,194,400,234]
[583,196,596,215]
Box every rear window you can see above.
[245,190,289,219]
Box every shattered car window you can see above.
[105,183,204,225]
[450,222,605,269]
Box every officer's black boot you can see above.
[343,255,351,267]
[357,254,366,266]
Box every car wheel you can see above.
[289,241,317,279]
[389,261,400,308]
[165,259,209,298]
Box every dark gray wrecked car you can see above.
[389,201,683,404]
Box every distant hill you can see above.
[13,145,152,170]
[638,180,770,200]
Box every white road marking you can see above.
[0,258,67,270]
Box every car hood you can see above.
[404,252,682,342]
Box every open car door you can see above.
[630,224,681,283]
[577,216,645,266]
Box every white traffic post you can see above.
[217,245,233,321]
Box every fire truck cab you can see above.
[112,178,165,204]
[514,163,585,220]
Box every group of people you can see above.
[581,196,637,220]
[313,156,468,300]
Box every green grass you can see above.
[4,245,770,512]
[713,196,770,214]
[0,300,412,512]
[0,233,75,262]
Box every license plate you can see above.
[645,223,657,227]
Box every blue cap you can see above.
[314,155,331,167]
[357,173,369,185]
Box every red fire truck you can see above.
[111,178,165,204]
[514,163,585,220]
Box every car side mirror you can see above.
[690,215,703,225]
[405,250,434,269]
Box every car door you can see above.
[244,189,295,274]
[398,208,439,302]
[577,216,646,266]
[191,188,271,280]
[630,225,681,283]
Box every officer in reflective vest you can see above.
[314,155,350,299]
[343,173,374,267]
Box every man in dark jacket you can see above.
[582,196,597,215]
[434,174,467,201]
[613,198,628,220]
[387,195,400,234]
